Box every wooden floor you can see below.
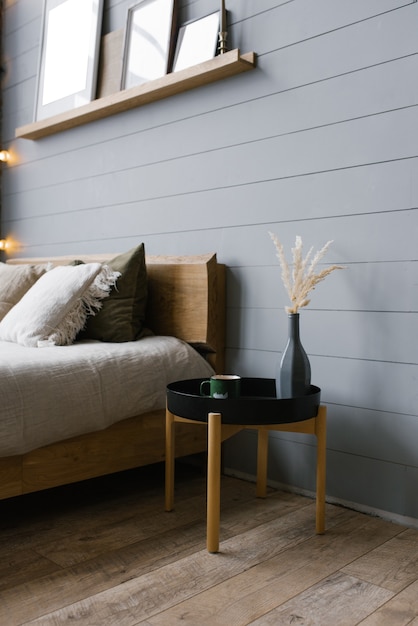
[0,462,417,625]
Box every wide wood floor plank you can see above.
[0,468,252,568]
[248,572,394,626]
[138,512,402,625]
[342,527,418,593]
[0,475,310,624]
[37,486,307,568]
[1,522,206,626]
[0,548,61,592]
[0,463,206,560]
[21,505,324,625]
[0,463,415,626]
[20,506,393,626]
[356,579,418,625]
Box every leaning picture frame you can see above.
[121,0,178,90]
[173,11,220,73]
[34,0,104,121]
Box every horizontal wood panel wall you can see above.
[1,0,417,522]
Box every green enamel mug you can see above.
[200,375,241,399]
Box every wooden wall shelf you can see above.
[16,49,256,141]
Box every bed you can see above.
[0,251,225,500]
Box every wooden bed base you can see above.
[1,253,225,500]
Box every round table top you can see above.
[166,377,321,425]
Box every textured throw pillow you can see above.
[0,263,120,347]
[0,262,48,321]
[82,244,148,342]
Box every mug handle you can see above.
[200,380,211,396]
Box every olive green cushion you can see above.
[82,244,148,342]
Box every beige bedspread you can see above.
[0,336,214,456]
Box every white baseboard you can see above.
[223,466,418,531]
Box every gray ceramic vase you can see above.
[276,313,311,398]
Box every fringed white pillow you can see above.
[0,263,120,347]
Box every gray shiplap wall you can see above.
[1,0,417,524]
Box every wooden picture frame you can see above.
[34,0,104,121]
[121,0,178,90]
[173,11,220,73]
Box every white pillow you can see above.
[0,262,48,321]
[0,263,120,347]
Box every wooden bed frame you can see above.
[0,253,225,500]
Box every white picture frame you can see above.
[173,12,220,73]
[34,0,104,121]
[121,0,178,90]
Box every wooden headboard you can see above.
[7,253,226,372]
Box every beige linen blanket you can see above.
[0,336,214,456]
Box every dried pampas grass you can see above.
[269,232,344,314]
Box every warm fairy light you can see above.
[0,239,16,252]
[0,150,10,163]
[0,238,21,253]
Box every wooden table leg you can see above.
[256,427,269,498]
[165,409,175,512]
[207,412,222,553]
[315,405,327,534]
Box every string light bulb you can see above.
[0,150,10,163]
[0,239,12,251]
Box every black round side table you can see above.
[165,377,326,553]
